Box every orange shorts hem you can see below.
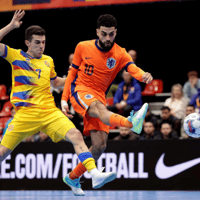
[70,90,109,136]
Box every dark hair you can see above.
[25,25,46,41]
[161,122,172,128]
[97,14,117,29]
[187,71,198,78]
[187,104,195,109]
[161,106,171,112]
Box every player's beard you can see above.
[99,39,115,51]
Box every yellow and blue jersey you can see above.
[1,45,57,109]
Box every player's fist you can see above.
[61,100,73,119]
[10,10,25,29]
[142,72,153,84]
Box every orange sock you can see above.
[109,113,132,128]
[69,162,87,180]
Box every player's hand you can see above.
[142,72,153,84]
[9,10,25,29]
[61,100,74,119]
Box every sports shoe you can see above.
[63,174,85,196]
[128,102,148,134]
[90,168,117,189]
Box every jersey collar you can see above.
[20,50,42,59]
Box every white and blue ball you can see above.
[183,113,200,138]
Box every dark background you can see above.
[1,140,200,190]
[0,0,198,92]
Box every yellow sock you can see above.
[78,152,96,172]
[82,158,96,172]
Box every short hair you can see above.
[161,106,171,112]
[171,84,183,99]
[161,122,172,128]
[25,25,46,42]
[144,121,155,127]
[97,14,117,29]
[187,104,195,109]
[187,71,198,78]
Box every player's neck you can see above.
[26,50,41,59]
[97,40,102,48]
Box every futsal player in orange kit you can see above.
[61,14,153,195]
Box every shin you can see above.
[0,145,12,164]
[89,130,108,161]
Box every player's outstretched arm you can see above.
[0,9,25,56]
[127,63,153,84]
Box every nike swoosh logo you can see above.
[85,57,92,59]
[155,153,200,179]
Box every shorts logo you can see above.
[8,124,14,131]
[84,94,93,99]
[106,58,116,69]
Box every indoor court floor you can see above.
[0,191,200,200]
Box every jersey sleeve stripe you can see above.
[71,76,85,109]
[124,61,135,71]
[13,102,36,108]
[1,45,8,58]
[72,63,79,69]
[50,75,57,80]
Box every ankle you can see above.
[90,168,98,177]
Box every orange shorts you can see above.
[70,90,109,136]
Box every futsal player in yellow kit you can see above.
[0,10,116,195]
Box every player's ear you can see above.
[96,28,100,37]
[115,29,117,36]
[25,40,30,47]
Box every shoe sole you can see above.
[93,172,117,189]
[63,177,85,196]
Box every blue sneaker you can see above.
[128,103,148,134]
[63,174,85,196]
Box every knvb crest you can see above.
[106,58,116,69]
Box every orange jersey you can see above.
[62,39,145,102]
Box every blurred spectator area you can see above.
[106,79,169,118]
[0,85,12,136]
[106,79,171,138]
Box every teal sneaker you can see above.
[63,174,85,196]
[128,103,148,134]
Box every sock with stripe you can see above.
[69,152,96,180]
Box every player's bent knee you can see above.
[88,101,107,118]
[65,128,84,144]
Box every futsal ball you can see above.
[183,113,200,138]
